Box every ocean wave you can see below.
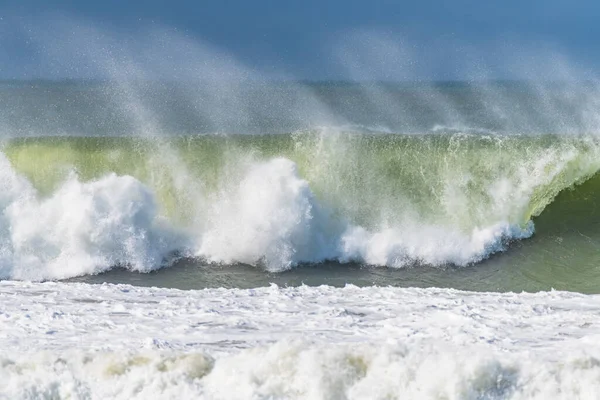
[0,131,599,280]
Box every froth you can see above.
[4,281,600,399]
[339,221,534,267]
[0,154,182,280]
[197,158,340,270]
[4,342,600,399]
[0,144,584,279]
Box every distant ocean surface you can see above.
[3,80,600,399]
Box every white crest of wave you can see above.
[0,154,181,280]
[194,157,533,270]
[339,221,533,267]
[197,158,339,271]
[0,152,540,279]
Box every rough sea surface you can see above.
[3,81,600,398]
[3,281,600,399]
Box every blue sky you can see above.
[1,0,599,80]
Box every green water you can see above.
[5,132,599,228]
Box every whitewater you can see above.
[4,281,600,399]
[3,130,600,398]
[0,141,531,280]
[1,131,599,281]
[3,25,600,397]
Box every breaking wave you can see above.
[1,130,599,280]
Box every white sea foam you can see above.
[2,281,600,399]
[0,151,549,279]
[0,153,182,280]
[339,221,533,267]
[197,158,340,270]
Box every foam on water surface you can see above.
[2,281,600,399]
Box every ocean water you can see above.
[3,81,600,398]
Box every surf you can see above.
[0,129,598,280]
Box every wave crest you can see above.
[1,132,600,279]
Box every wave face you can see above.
[1,131,600,280]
